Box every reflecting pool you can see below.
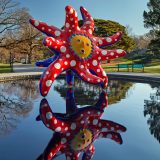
[0,79,159,160]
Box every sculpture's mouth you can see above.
[70,34,93,60]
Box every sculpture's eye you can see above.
[86,43,90,46]
[77,39,81,42]
[81,135,85,139]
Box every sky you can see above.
[19,0,150,35]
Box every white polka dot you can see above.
[86,21,91,24]
[110,52,114,56]
[60,46,66,52]
[46,80,52,87]
[46,112,52,120]
[92,60,98,66]
[55,30,61,36]
[98,56,101,60]
[34,20,39,26]
[46,71,49,75]
[102,50,107,56]
[101,128,108,132]
[106,37,112,42]
[70,60,76,67]
[54,119,57,124]
[54,63,61,69]
[66,54,70,58]
[88,29,92,34]
[61,138,67,144]
[72,25,74,27]
[97,79,100,82]
[75,12,78,17]
[66,132,70,136]
[55,127,61,132]
[98,39,103,44]
[48,29,51,32]
[81,120,84,124]
[93,119,98,125]
[117,32,120,35]
[97,69,100,72]
[69,30,71,32]
[70,18,73,21]
[64,61,68,65]
[65,127,68,131]
[88,111,90,114]
[88,78,90,81]
[42,27,45,30]
[117,49,123,53]
[98,123,102,127]
[81,114,83,117]
[103,71,106,76]
[80,73,83,76]
[107,134,112,138]
[66,23,70,28]
[54,74,57,78]
[111,127,114,131]
[71,123,76,130]
[77,26,80,30]
[69,8,73,14]
[80,65,84,69]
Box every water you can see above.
[0,79,159,160]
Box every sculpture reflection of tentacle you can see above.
[37,89,126,160]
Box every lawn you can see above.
[102,59,160,74]
[0,64,12,73]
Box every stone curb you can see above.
[0,72,159,84]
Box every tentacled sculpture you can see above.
[37,89,126,159]
[30,6,126,96]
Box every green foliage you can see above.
[143,0,160,54]
[79,19,136,52]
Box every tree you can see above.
[0,0,29,35]
[143,0,160,55]
[79,19,136,52]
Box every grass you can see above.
[0,63,12,73]
[102,59,160,74]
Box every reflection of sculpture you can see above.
[37,89,126,159]
[30,6,126,97]
[54,79,133,105]
[144,86,160,143]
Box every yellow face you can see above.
[70,35,92,59]
[70,129,93,151]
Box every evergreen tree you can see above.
[143,0,160,56]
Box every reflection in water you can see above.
[54,79,133,105]
[37,88,126,160]
[0,80,39,135]
[144,85,160,143]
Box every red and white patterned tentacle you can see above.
[29,19,62,37]
[40,99,68,133]
[65,6,79,33]
[47,142,62,160]
[80,6,94,35]
[65,152,80,160]
[74,62,105,87]
[95,31,123,47]
[89,64,108,88]
[40,57,70,96]
[83,144,95,160]
[99,120,127,133]
[98,48,126,61]
[43,37,67,54]
[99,131,122,144]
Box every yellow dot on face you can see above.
[70,35,92,59]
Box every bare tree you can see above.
[0,0,28,34]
